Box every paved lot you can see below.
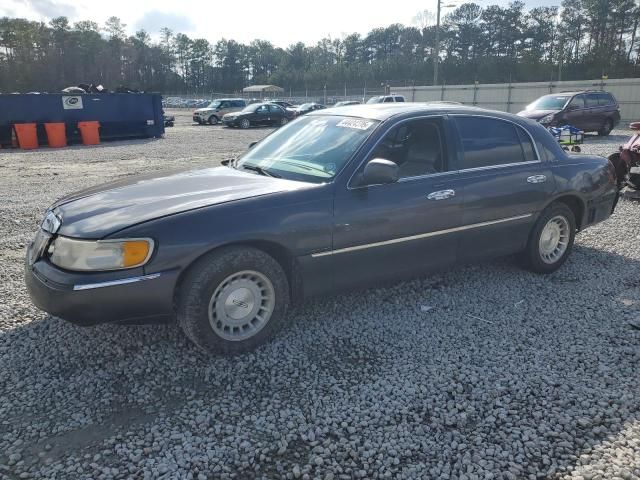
[0,112,639,479]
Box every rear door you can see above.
[268,104,284,125]
[451,115,555,261]
[583,93,603,131]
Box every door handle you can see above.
[427,189,455,200]
[527,175,547,184]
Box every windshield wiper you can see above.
[241,164,281,178]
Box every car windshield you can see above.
[299,103,313,109]
[527,95,571,111]
[207,100,222,108]
[235,115,379,183]
[366,96,382,104]
[241,105,259,112]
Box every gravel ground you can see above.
[0,112,639,480]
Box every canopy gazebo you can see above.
[242,85,285,98]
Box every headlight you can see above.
[539,114,555,124]
[49,237,154,271]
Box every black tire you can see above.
[177,247,290,354]
[240,118,251,129]
[522,203,576,274]
[598,119,613,136]
[208,115,219,125]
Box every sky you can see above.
[3,0,559,47]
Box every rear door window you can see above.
[394,96,405,102]
[585,94,599,108]
[268,104,283,113]
[455,116,535,169]
[383,97,394,103]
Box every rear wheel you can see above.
[208,115,219,125]
[598,119,613,136]
[177,247,290,354]
[280,117,289,126]
[240,118,251,129]
[522,203,576,274]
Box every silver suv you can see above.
[193,99,246,125]
[366,95,405,104]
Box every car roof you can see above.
[309,102,521,122]
[544,90,611,96]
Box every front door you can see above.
[564,94,586,130]
[330,116,464,290]
[450,115,556,261]
[254,105,270,125]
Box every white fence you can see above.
[394,78,640,123]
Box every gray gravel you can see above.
[1,113,639,480]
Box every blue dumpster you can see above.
[0,93,165,147]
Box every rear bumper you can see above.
[25,259,178,326]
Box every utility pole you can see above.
[433,0,442,86]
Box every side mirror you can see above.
[361,158,399,186]
[249,141,258,149]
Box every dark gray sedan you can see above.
[25,104,618,354]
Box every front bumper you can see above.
[25,257,179,326]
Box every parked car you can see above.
[517,90,620,136]
[366,95,405,104]
[222,103,290,128]
[294,102,326,116]
[193,98,246,125]
[334,101,361,107]
[25,104,618,354]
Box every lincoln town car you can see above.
[26,104,618,354]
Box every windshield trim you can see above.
[236,114,381,184]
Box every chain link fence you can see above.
[162,86,388,108]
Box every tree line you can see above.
[1,0,639,95]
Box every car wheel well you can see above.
[552,195,584,230]
[173,241,297,314]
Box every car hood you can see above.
[195,108,213,113]
[517,109,559,120]
[52,167,310,238]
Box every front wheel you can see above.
[177,247,290,354]
[521,203,576,274]
[208,115,219,125]
[240,119,251,129]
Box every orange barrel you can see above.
[14,123,39,150]
[77,121,100,145]
[44,123,67,148]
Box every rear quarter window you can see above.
[455,117,535,169]
[596,93,615,106]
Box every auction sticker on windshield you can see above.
[336,119,375,130]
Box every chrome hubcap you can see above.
[208,270,275,341]
[539,215,570,264]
